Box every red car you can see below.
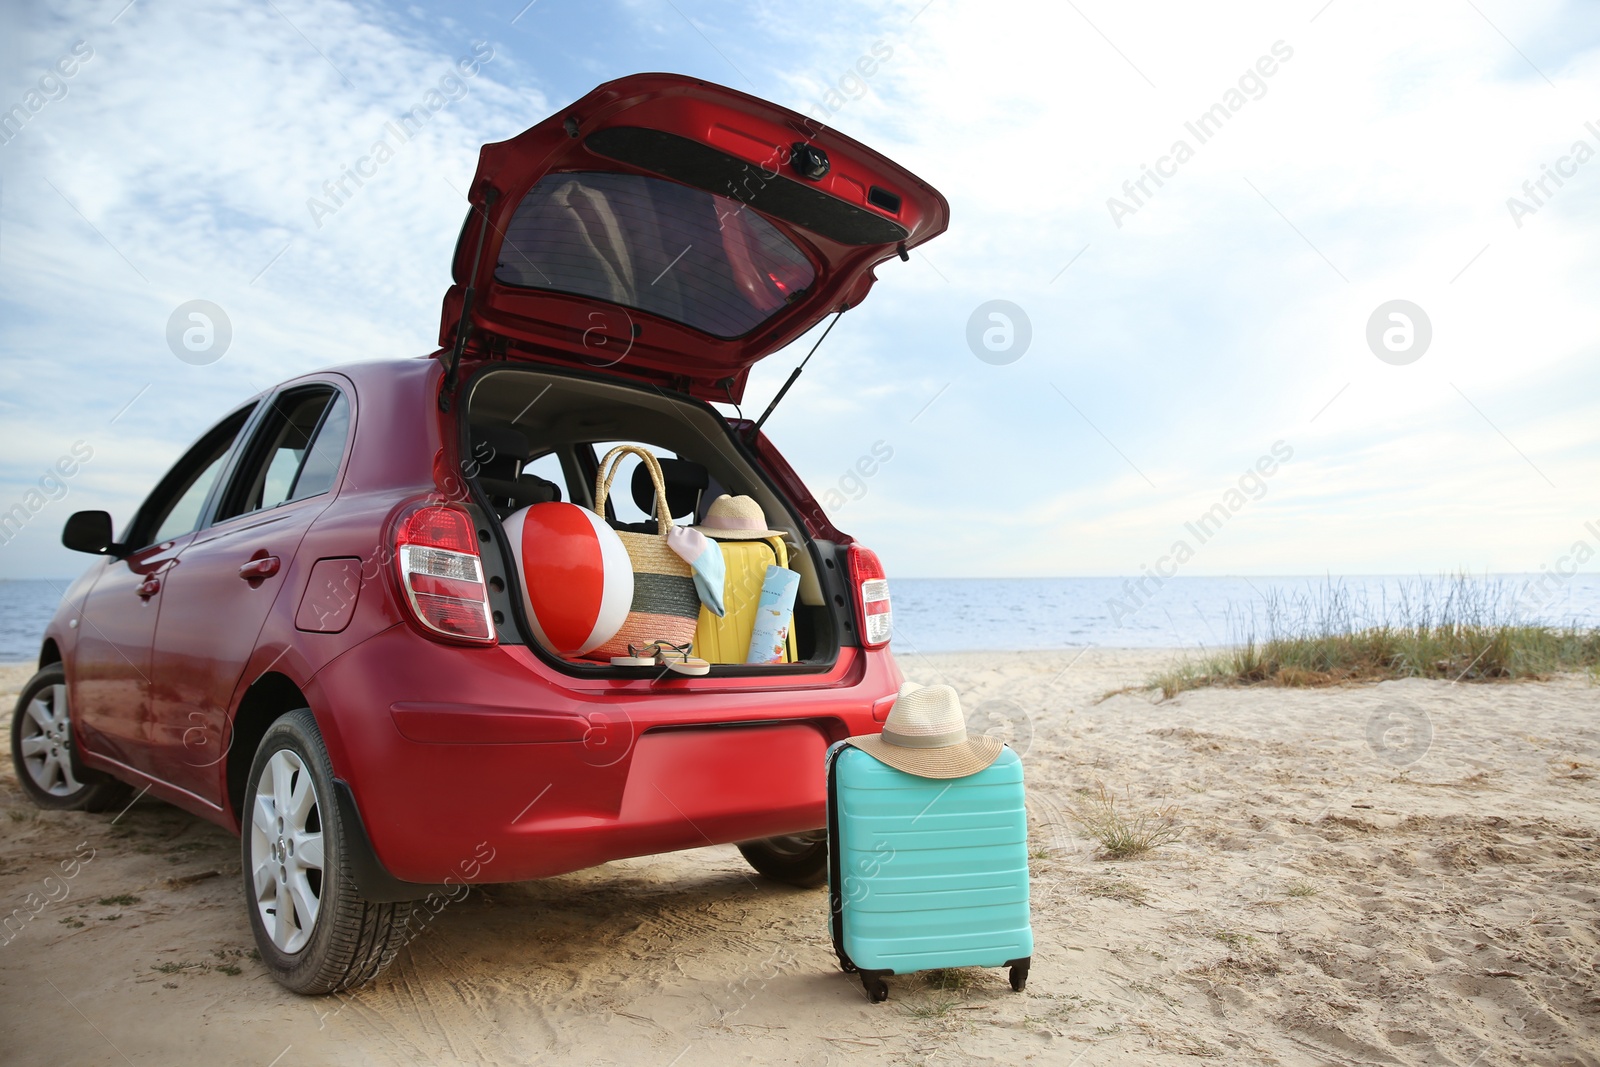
[10,74,947,993]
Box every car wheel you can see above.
[243,708,414,994]
[10,664,132,812]
[737,830,828,888]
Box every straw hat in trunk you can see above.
[691,494,785,540]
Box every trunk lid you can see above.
[439,73,948,402]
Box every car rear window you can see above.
[493,171,816,339]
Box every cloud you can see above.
[737,0,1600,576]
[0,0,542,570]
[1,0,1597,583]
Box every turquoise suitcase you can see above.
[827,742,1033,1002]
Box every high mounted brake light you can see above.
[395,505,496,645]
[848,544,891,649]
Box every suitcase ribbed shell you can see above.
[692,536,796,663]
[829,744,1033,982]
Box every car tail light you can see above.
[848,544,891,649]
[395,505,495,645]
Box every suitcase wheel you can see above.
[1007,958,1030,993]
[859,970,890,1003]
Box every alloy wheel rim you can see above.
[249,750,325,954]
[19,684,82,796]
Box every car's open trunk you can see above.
[460,364,844,674]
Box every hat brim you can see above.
[689,525,787,540]
[842,734,1005,779]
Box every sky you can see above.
[1,0,1597,581]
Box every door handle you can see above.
[238,556,281,581]
[136,577,161,599]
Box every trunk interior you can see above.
[461,364,844,674]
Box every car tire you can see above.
[10,664,133,813]
[242,708,414,994]
[737,830,829,888]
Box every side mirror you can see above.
[62,511,118,556]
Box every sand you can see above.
[1,650,1596,1066]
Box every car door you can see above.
[146,384,352,802]
[71,406,257,773]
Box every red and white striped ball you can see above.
[502,503,633,657]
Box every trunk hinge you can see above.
[440,180,501,411]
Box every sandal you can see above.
[652,642,710,676]
[610,642,666,667]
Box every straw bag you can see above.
[590,446,700,659]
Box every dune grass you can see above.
[1067,783,1184,859]
[1152,575,1600,699]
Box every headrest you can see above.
[632,458,709,520]
[470,424,531,482]
[480,473,562,508]
[518,474,562,505]
[472,424,531,459]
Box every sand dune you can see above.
[2,651,1596,1066]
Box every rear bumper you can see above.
[304,626,900,886]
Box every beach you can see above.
[2,650,1596,1066]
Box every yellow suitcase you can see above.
[693,536,798,664]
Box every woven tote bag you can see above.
[590,446,701,660]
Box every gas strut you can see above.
[439,181,500,411]
[748,308,845,441]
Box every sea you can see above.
[5,573,1600,663]
[889,575,1600,653]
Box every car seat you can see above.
[472,425,563,518]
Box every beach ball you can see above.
[503,503,632,656]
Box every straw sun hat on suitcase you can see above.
[846,682,1004,779]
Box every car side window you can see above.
[289,392,349,500]
[151,454,228,546]
[132,406,256,549]
[521,452,567,496]
[215,387,349,522]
